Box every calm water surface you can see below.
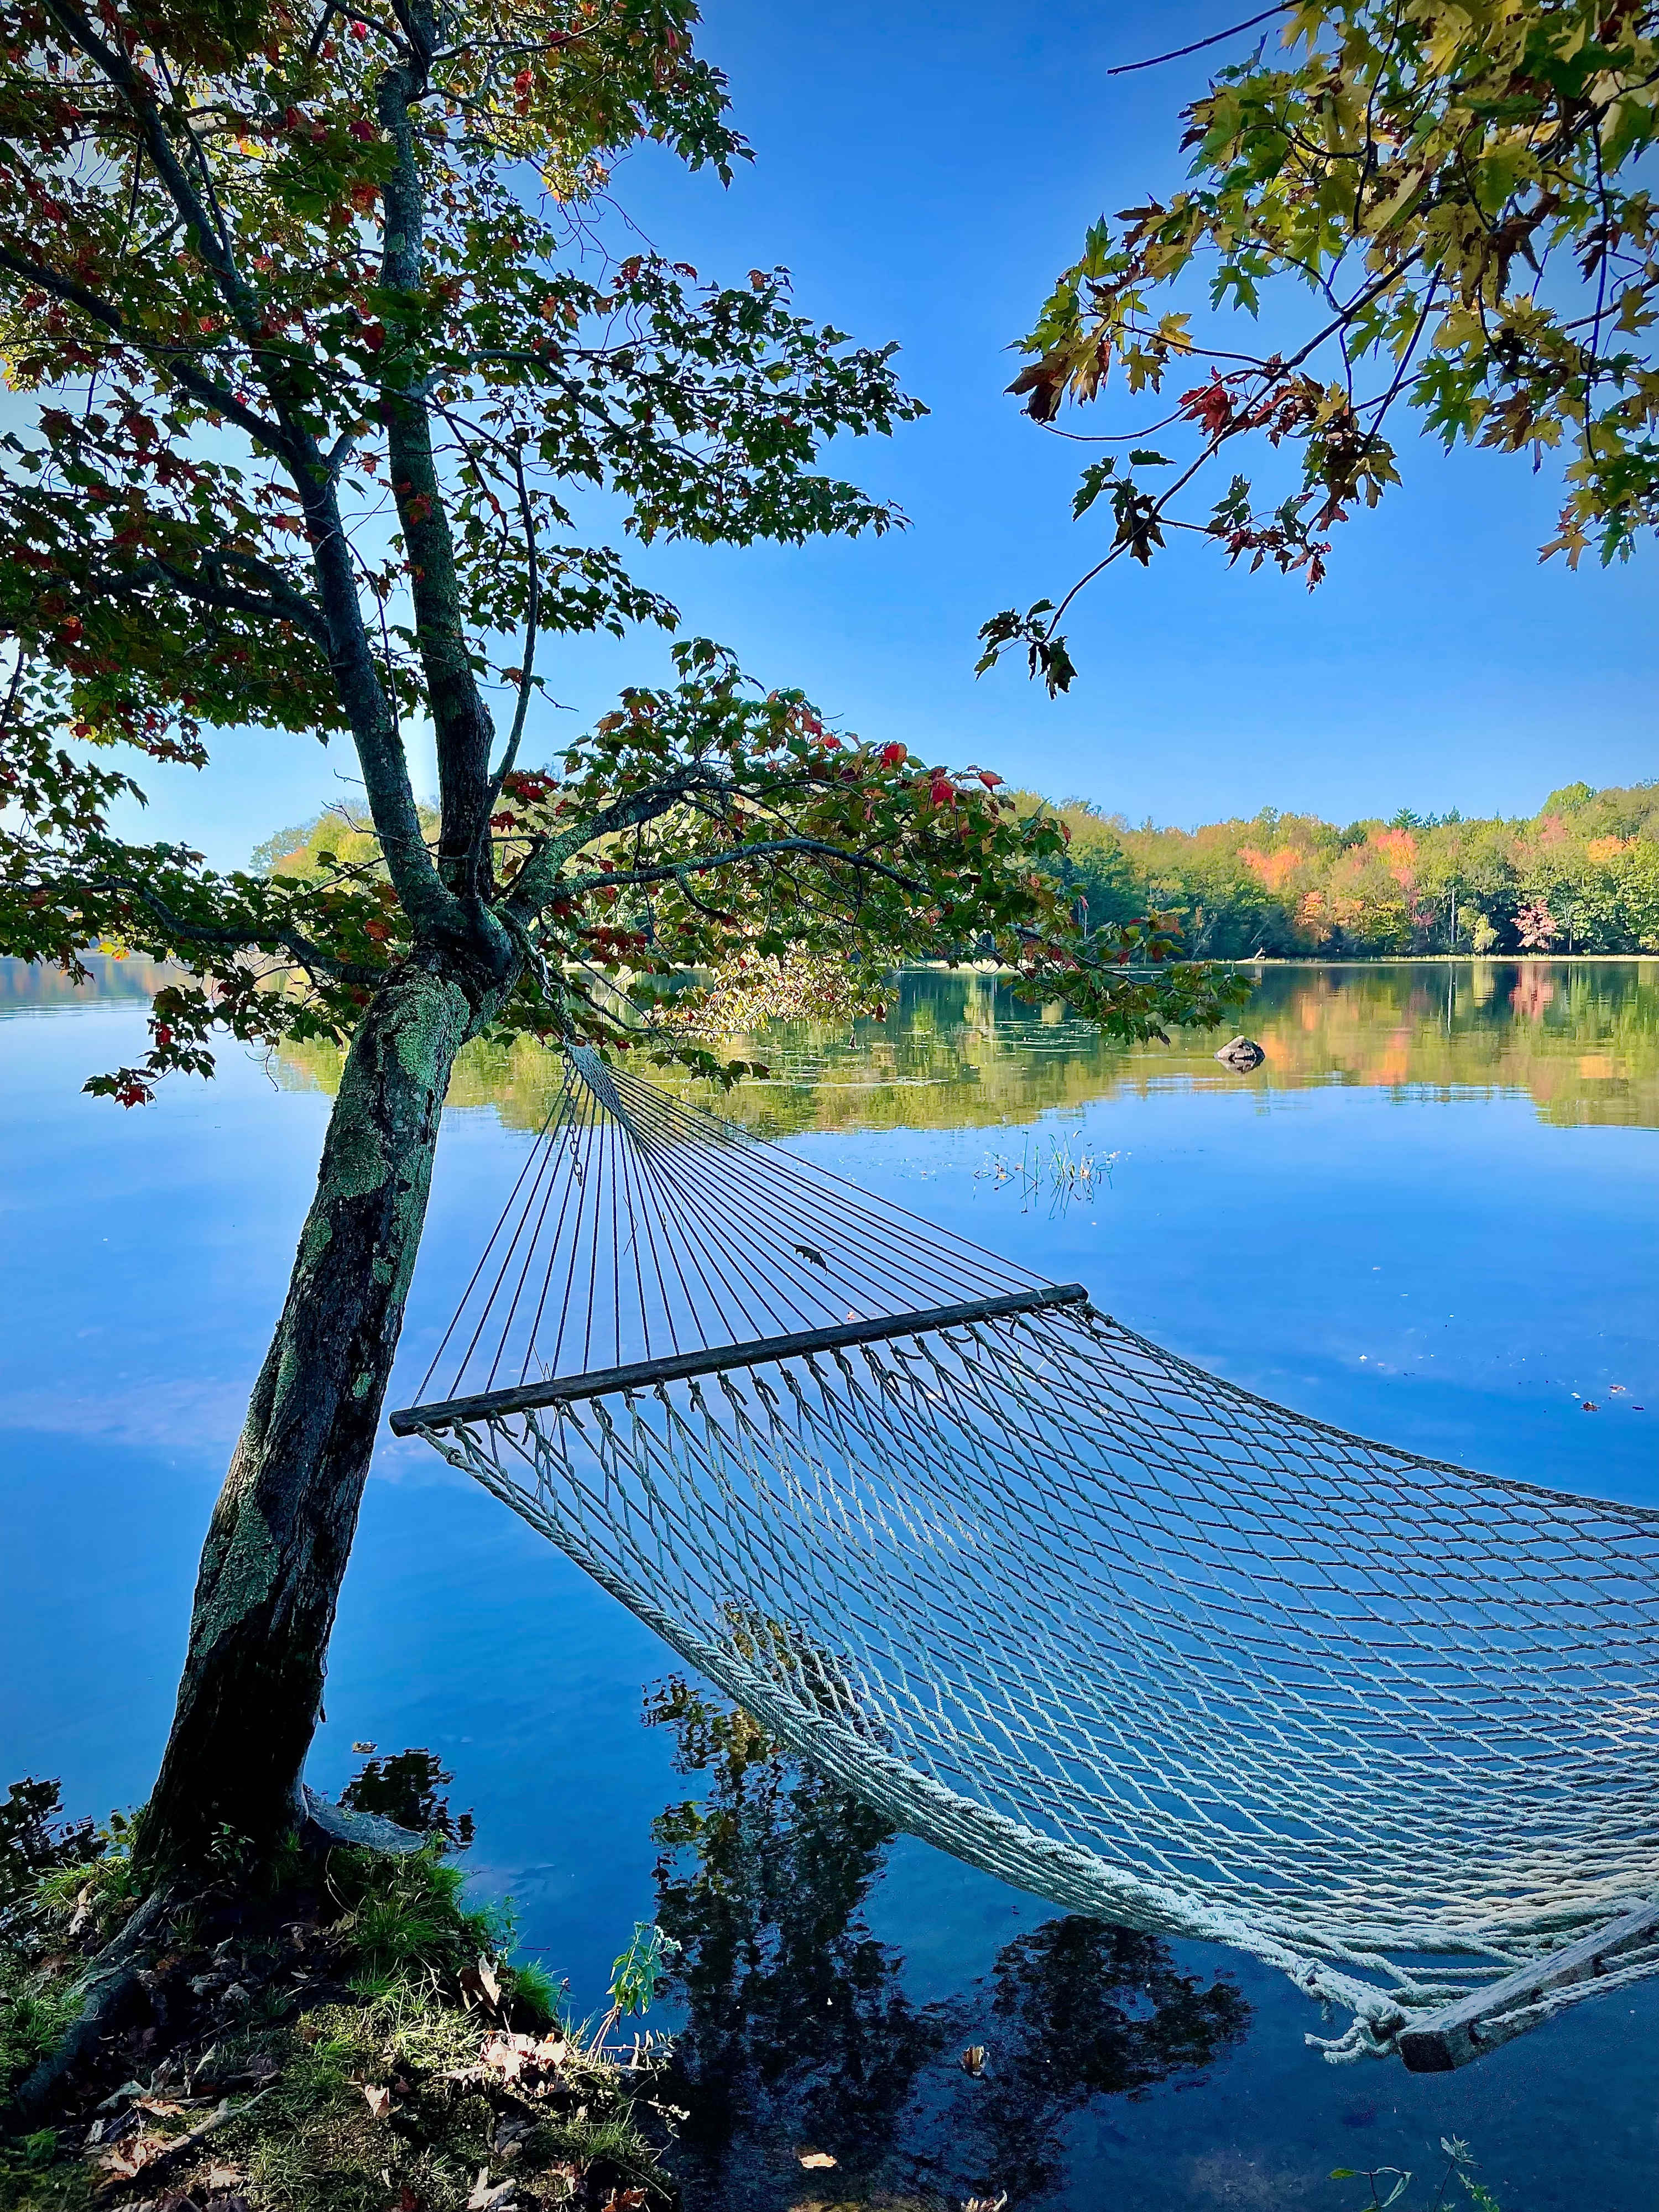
[3,960,1658,2209]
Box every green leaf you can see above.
[1072,458,1118,517]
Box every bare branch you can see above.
[1108,2,1296,76]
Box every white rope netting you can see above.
[397,1053,1659,2061]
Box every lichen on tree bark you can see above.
[137,967,474,1874]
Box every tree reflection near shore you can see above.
[644,1678,1250,2212]
[265,959,1659,1136]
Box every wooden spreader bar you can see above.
[1398,1899,1659,2071]
[389,1281,1091,1437]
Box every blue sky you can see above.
[126,1,1658,867]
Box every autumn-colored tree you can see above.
[978,0,1659,692]
[1024,779,1659,954]
[0,1,1244,1881]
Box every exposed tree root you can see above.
[12,1792,424,2127]
[11,1885,176,2122]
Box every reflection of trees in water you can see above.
[645,1679,1250,2211]
[273,961,1659,1132]
[646,1677,942,2205]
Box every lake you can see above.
[3,959,1657,2208]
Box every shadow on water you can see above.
[644,1678,1250,2212]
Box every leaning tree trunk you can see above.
[135,962,475,1880]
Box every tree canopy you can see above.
[2,0,1240,1108]
[978,0,1659,693]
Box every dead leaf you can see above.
[481,2032,537,2083]
[466,2171,518,2210]
[352,1741,377,1752]
[362,2082,392,2120]
[797,2151,837,2170]
[963,2195,1009,2212]
[959,2043,988,2077]
[598,2193,647,2211]
[204,2167,243,2190]
[95,2131,166,2181]
[460,1958,505,2012]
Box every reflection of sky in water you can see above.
[3,959,1657,2208]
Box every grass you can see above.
[0,1789,674,2212]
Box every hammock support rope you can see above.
[391,1050,1659,2069]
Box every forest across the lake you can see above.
[256,778,1659,969]
[1027,778,1659,959]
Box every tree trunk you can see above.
[135,962,474,1879]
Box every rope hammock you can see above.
[391,1048,1659,2069]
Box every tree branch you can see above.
[91,555,332,642]
[59,875,384,985]
[0,241,285,452]
[563,836,937,902]
[468,440,539,894]
[376,39,498,893]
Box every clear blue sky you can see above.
[128,1,1658,867]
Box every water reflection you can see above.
[645,1679,1249,2212]
[0,954,178,1015]
[262,960,1659,1134]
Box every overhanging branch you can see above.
[59,874,383,987]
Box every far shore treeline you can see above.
[258,779,1659,966]
[1025,781,1659,960]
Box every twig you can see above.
[1108,2,1297,75]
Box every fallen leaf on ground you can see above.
[461,1956,504,2010]
[95,2131,166,2180]
[959,2043,988,2076]
[466,2171,518,2210]
[481,2032,534,2083]
[797,2151,837,2169]
[205,2166,243,2189]
[360,2081,392,2119]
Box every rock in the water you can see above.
[1214,1035,1266,1073]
